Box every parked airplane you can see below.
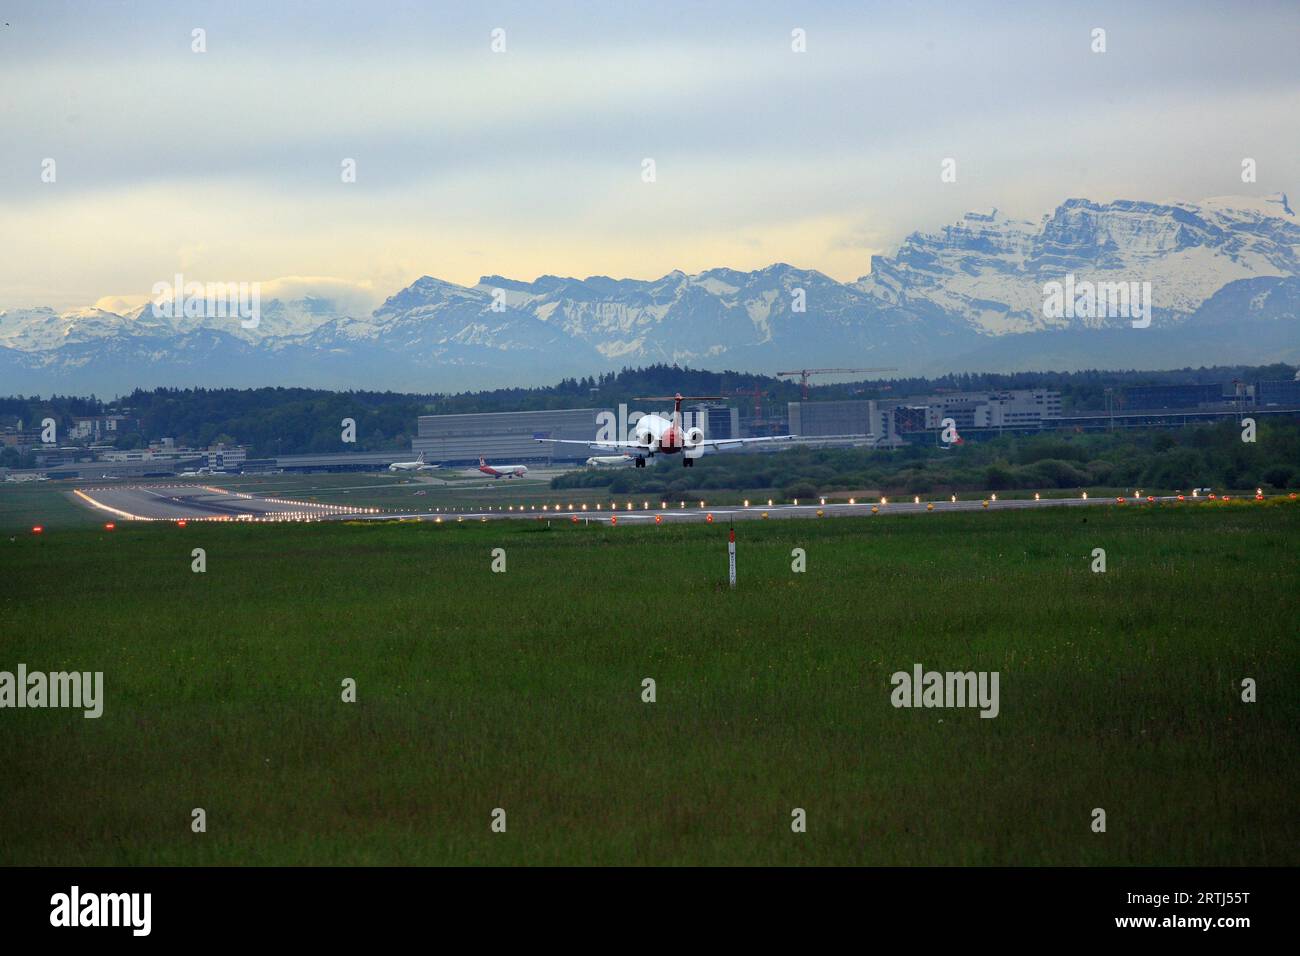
[585,455,635,468]
[389,452,439,472]
[479,456,528,479]
[536,393,797,467]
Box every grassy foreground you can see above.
[1,500,1297,865]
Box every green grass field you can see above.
[1,499,1296,865]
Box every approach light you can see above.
[1034,492,1040,501]
[31,525,43,535]
[705,513,714,523]
[610,516,618,526]
[849,498,856,505]
[655,514,662,524]
[743,500,750,507]
[104,522,115,531]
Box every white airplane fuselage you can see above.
[632,412,704,457]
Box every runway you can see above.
[72,484,375,522]
[71,483,1279,526]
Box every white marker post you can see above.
[728,526,736,588]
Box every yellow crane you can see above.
[777,367,898,400]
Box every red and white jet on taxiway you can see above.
[478,456,529,479]
[535,393,796,468]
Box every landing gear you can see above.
[683,456,694,468]
[635,457,646,468]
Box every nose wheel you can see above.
[635,457,646,468]
[683,456,694,468]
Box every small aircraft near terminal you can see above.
[537,393,796,467]
[586,454,635,468]
[389,452,439,472]
[479,456,528,479]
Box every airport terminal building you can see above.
[788,390,1063,441]
[412,408,602,464]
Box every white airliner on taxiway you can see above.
[389,451,439,472]
[537,393,796,467]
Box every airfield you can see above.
[68,478,1277,526]
[3,493,1297,867]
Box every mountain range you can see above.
[2,193,1297,395]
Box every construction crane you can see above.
[777,367,899,400]
[731,384,764,420]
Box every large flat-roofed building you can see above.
[413,408,602,464]
[788,400,882,438]
[789,389,1061,441]
[1122,383,1228,410]
[688,403,740,440]
[1256,379,1300,407]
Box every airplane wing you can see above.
[700,435,799,450]
[535,436,798,452]
[534,438,650,451]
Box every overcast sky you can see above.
[2,0,1297,312]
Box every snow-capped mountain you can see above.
[2,194,1296,394]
